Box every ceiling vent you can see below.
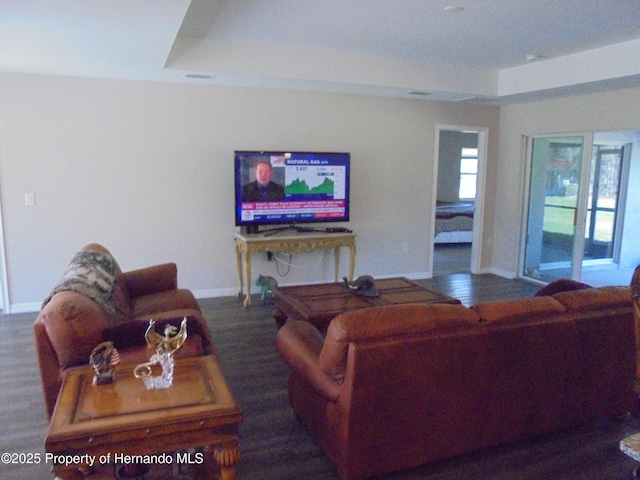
[407,91,431,97]
[184,73,215,79]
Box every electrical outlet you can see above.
[24,192,36,206]
[402,241,408,252]
[267,251,273,261]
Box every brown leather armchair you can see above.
[34,244,216,418]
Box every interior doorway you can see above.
[430,126,487,276]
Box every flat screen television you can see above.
[234,150,350,233]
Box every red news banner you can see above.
[243,200,346,218]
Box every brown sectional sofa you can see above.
[34,244,216,418]
[276,285,635,480]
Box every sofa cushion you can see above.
[534,278,591,297]
[115,336,205,366]
[40,291,109,368]
[319,303,479,383]
[471,296,566,325]
[124,263,178,298]
[104,314,208,350]
[130,289,200,318]
[111,265,132,322]
[553,285,631,312]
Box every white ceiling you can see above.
[2,0,640,103]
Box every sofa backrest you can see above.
[552,285,631,312]
[470,295,566,324]
[319,286,634,384]
[319,303,479,384]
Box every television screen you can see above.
[235,151,350,230]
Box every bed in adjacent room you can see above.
[434,201,474,243]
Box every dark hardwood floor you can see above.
[1,273,638,479]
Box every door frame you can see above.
[429,124,488,276]
[0,196,7,311]
[519,132,594,283]
[584,142,632,265]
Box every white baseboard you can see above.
[192,287,240,299]
[487,266,518,279]
[396,272,431,281]
[9,302,41,313]
[10,270,520,314]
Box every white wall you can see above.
[0,73,500,310]
[493,85,640,277]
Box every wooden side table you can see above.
[234,231,356,307]
[46,355,242,480]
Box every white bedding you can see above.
[434,229,474,244]
[434,201,474,244]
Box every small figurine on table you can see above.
[133,317,188,390]
[343,275,380,297]
[89,341,120,385]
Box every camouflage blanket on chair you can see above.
[42,251,117,315]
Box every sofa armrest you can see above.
[275,321,340,402]
[33,320,64,419]
[123,263,178,298]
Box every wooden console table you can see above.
[235,231,356,307]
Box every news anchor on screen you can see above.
[242,161,285,202]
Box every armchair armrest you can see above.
[275,321,340,402]
[123,263,178,298]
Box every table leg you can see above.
[51,463,91,479]
[235,242,244,300]
[243,251,253,308]
[211,441,241,480]
[333,246,341,282]
[348,244,356,281]
[273,307,288,330]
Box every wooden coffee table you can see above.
[45,355,242,480]
[272,277,460,330]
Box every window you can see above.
[459,147,478,200]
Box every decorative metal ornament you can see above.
[133,317,188,390]
[89,341,120,385]
[343,275,380,297]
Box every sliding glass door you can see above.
[523,135,590,283]
[584,144,625,261]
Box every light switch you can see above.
[24,193,36,206]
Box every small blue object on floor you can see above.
[256,275,278,300]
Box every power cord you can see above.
[274,252,292,276]
[272,250,326,277]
